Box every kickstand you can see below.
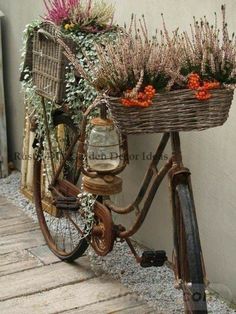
[125,237,142,263]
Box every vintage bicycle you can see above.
[33,97,211,313]
[28,22,234,314]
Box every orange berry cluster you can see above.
[188,73,201,90]
[121,85,156,108]
[187,73,220,101]
[203,81,220,90]
[195,87,211,100]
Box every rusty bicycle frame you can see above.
[38,95,208,313]
[45,101,199,265]
[38,37,197,256]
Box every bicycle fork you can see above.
[169,133,208,289]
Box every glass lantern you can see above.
[87,118,121,172]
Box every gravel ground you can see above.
[0,171,235,313]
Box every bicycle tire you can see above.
[174,183,208,313]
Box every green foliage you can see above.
[78,191,96,237]
[20,23,118,132]
[63,30,119,123]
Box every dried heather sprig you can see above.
[178,5,236,85]
[69,0,115,32]
[67,15,180,96]
[158,15,187,88]
[125,69,144,98]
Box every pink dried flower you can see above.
[43,0,115,33]
[43,0,80,25]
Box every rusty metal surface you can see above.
[83,175,122,196]
[90,202,115,256]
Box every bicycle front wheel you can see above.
[173,183,208,313]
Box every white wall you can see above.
[109,0,236,303]
[0,0,235,303]
[0,0,44,168]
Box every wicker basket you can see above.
[108,88,234,134]
[32,22,74,104]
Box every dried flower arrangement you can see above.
[43,0,115,33]
[21,4,235,136]
[69,6,235,107]
[66,14,181,104]
[59,6,235,134]
[175,5,236,101]
[179,5,236,85]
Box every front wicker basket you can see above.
[108,88,234,134]
[32,22,74,104]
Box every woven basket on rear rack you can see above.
[108,88,234,135]
[32,22,74,104]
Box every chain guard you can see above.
[90,202,115,256]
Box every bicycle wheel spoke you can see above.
[65,211,85,237]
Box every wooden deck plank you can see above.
[0,277,131,314]
[0,200,22,219]
[0,221,39,237]
[64,294,156,314]
[0,256,94,301]
[0,250,42,277]
[0,197,17,206]
[28,245,60,265]
[0,197,156,313]
[113,304,157,314]
[0,216,32,228]
[0,229,46,254]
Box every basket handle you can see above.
[37,29,57,43]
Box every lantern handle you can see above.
[83,95,106,117]
[76,96,106,177]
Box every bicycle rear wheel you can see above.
[34,113,88,262]
[173,183,207,313]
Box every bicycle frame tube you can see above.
[48,108,187,239]
[170,132,184,168]
[105,133,171,215]
[105,132,187,239]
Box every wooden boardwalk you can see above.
[0,196,157,313]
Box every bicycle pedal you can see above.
[55,197,78,203]
[140,250,167,268]
[54,197,80,211]
[55,204,80,211]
